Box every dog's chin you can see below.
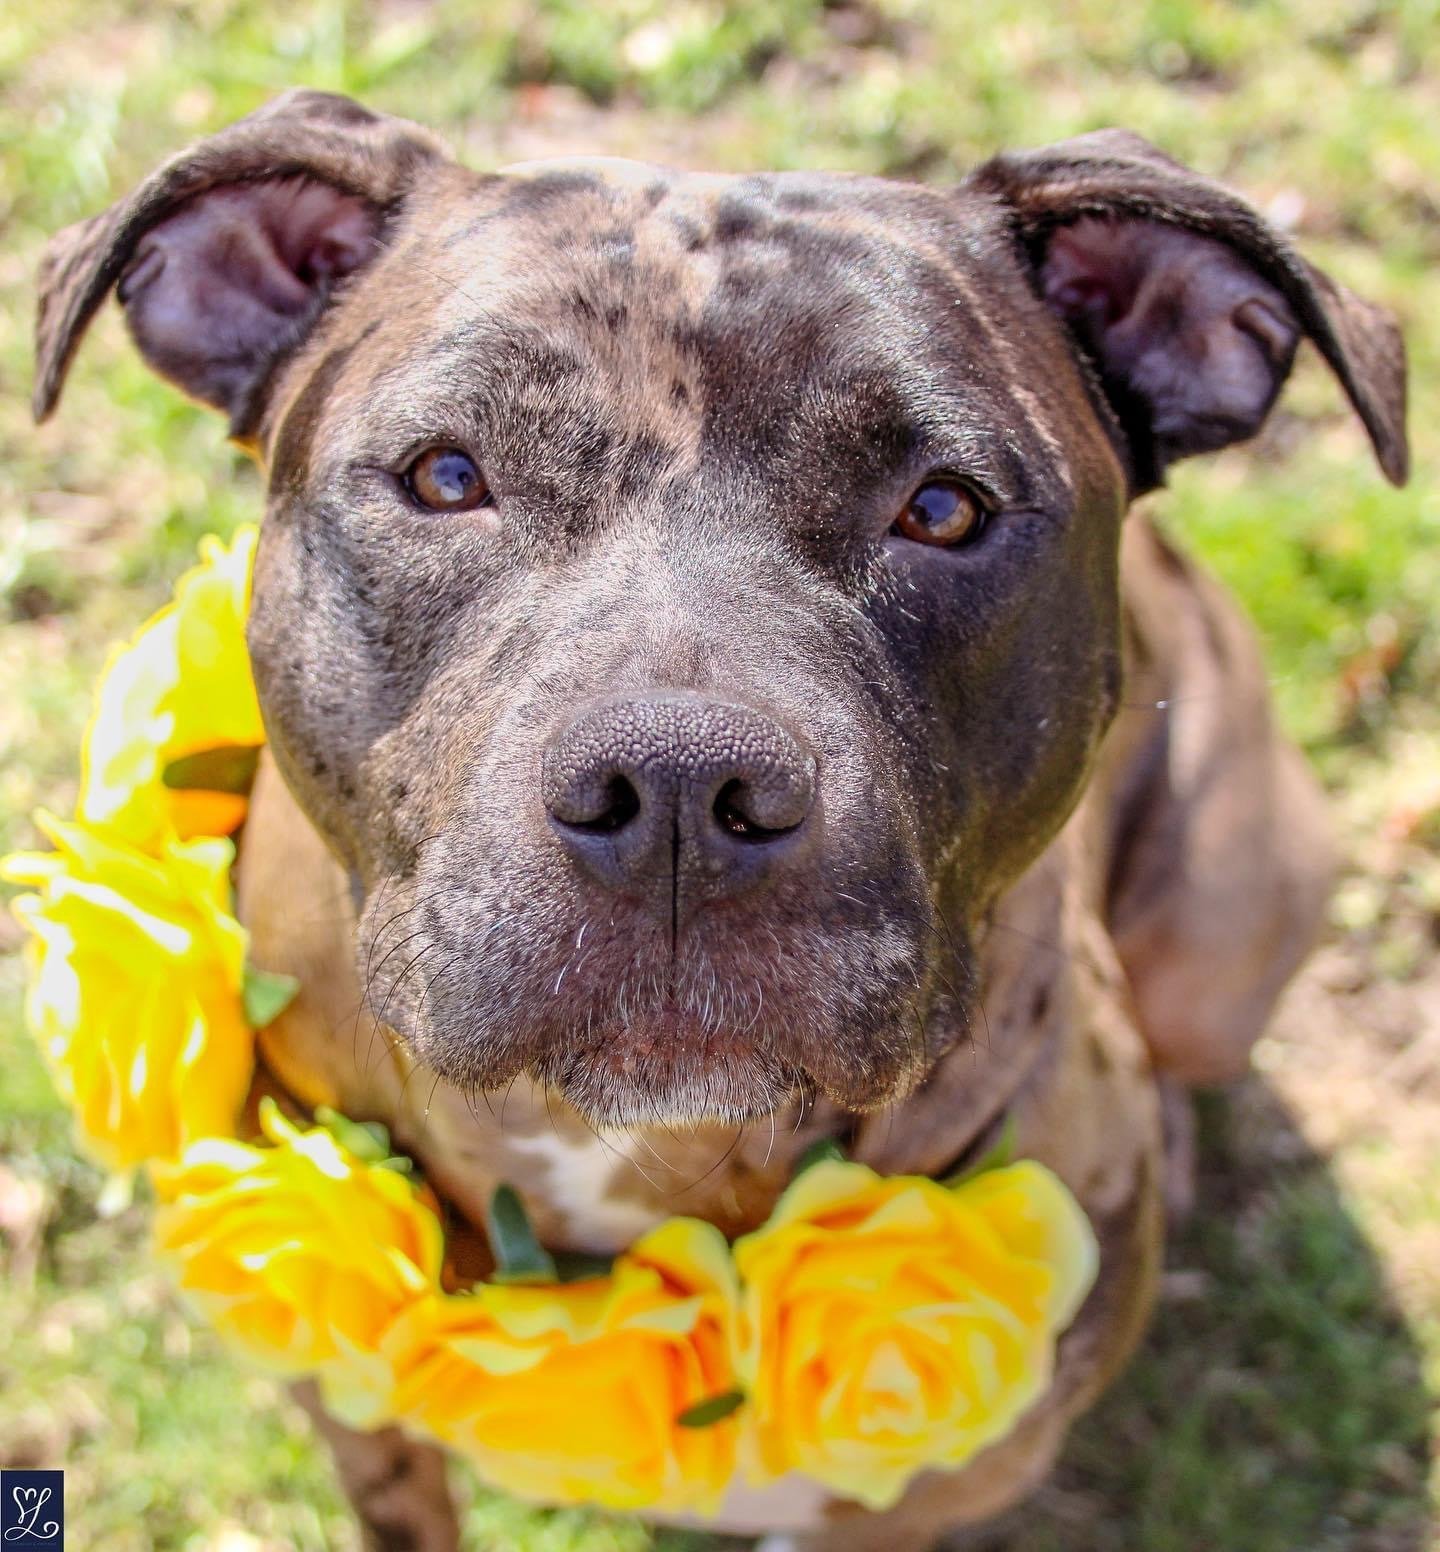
[530,1019,801,1130]
[405,986,946,1130]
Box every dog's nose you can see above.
[542,692,817,908]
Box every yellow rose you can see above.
[2,813,254,1170]
[79,525,263,846]
[153,1104,443,1426]
[384,1218,743,1513]
[733,1158,1098,1510]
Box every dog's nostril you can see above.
[563,774,641,834]
[544,694,818,901]
[713,779,803,843]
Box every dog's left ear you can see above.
[968,129,1408,490]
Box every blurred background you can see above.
[0,2,1437,1548]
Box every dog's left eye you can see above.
[405,447,491,512]
[892,479,988,547]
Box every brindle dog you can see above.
[35,91,1406,1552]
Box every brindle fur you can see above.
[34,91,1406,1551]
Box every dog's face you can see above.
[36,92,1405,1128]
[244,158,1139,1129]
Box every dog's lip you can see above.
[530,1009,935,1125]
[547,1010,772,1078]
[527,1012,804,1126]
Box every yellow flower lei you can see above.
[2,528,1100,1516]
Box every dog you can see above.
[34,90,1407,1552]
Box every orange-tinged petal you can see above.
[734,1158,1098,1509]
[384,1222,743,1515]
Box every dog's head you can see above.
[36,91,1406,1128]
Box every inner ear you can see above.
[1039,216,1302,482]
[115,176,379,429]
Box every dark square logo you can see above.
[1,1470,63,1548]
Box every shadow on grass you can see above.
[967,1080,1435,1552]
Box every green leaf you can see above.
[551,1249,615,1283]
[242,966,300,1030]
[793,1136,846,1176]
[943,1114,1019,1188]
[162,744,262,795]
[242,966,299,1030]
[676,1390,745,1429]
[486,1184,558,1285]
[315,1106,393,1164]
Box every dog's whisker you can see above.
[393,1028,436,1116]
[576,1108,666,1194]
[629,1120,679,1173]
[677,1120,746,1198]
[353,833,445,1044]
[498,1071,522,1134]
[374,944,435,1056]
[985,916,1076,967]
[354,862,406,1068]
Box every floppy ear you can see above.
[968,129,1408,490]
[34,89,447,434]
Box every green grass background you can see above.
[0,2,1436,1549]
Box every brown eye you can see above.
[406,447,490,512]
[893,479,987,547]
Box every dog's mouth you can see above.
[530,1011,802,1130]
[401,980,944,1132]
[362,859,956,1131]
[366,928,959,1129]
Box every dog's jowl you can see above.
[35,91,1406,1552]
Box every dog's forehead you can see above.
[401,157,996,334]
[489,154,954,230]
[345,158,1044,430]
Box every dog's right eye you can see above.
[405,447,491,512]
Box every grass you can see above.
[0,2,1437,1549]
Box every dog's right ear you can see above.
[34,89,447,434]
